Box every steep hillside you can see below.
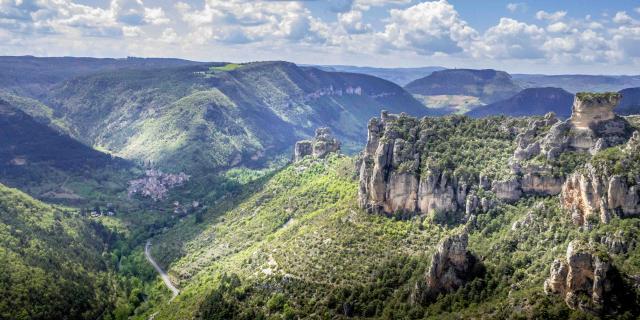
[46,61,430,172]
[314,65,446,86]
[0,183,116,319]
[134,102,640,319]
[467,87,574,118]
[0,98,133,203]
[514,74,640,93]
[0,56,203,98]
[617,87,640,115]
[405,69,522,104]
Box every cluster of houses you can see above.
[127,169,190,201]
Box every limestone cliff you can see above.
[561,131,640,225]
[293,127,341,162]
[510,93,635,201]
[544,240,614,314]
[358,112,483,217]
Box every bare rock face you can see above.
[413,232,481,303]
[293,127,341,162]
[544,240,613,314]
[561,132,640,225]
[491,178,522,202]
[570,93,619,130]
[294,140,313,162]
[358,112,475,217]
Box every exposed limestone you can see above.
[312,127,341,159]
[358,112,476,217]
[293,141,312,162]
[544,240,613,314]
[561,132,640,225]
[413,232,481,303]
[509,94,634,205]
[293,127,341,162]
[491,178,522,202]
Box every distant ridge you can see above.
[466,87,574,118]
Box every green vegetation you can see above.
[386,114,528,181]
[576,92,621,101]
[0,183,116,319]
[113,154,639,319]
[209,63,243,72]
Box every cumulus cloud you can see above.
[338,10,371,34]
[177,0,327,45]
[536,10,567,21]
[379,0,477,54]
[473,18,545,59]
[613,11,635,24]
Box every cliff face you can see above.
[359,93,639,225]
[561,132,640,225]
[358,112,479,217]
[544,241,614,314]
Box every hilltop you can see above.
[405,69,522,105]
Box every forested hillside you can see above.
[0,183,116,319]
[43,61,430,172]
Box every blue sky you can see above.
[1,0,640,74]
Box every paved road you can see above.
[145,240,180,300]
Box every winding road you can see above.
[145,240,180,300]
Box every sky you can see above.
[1,0,640,74]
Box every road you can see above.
[145,240,180,300]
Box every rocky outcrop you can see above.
[508,94,635,205]
[544,240,613,314]
[561,132,640,225]
[358,112,478,217]
[293,127,341,162]
[294,141,313,162]
[413,232,482,303]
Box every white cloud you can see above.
[473,18,545,59]
[547,21,569,33]
[506,3,526,13]
[144,7,169,25]
[122,25,143,37]
[177,0,326,45]
[379,0,477,54]
[160,27,178,43]
[613,11,635,24]
[338,10,370,34]
[535,10,567,21]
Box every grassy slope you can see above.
[0,183,116,319]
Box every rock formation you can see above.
[413,232,481,303]
[544,240,613,314]
[561,132,640,225]
[293,127,341,162]
[509,93,635,204]
[358,112,479,217]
